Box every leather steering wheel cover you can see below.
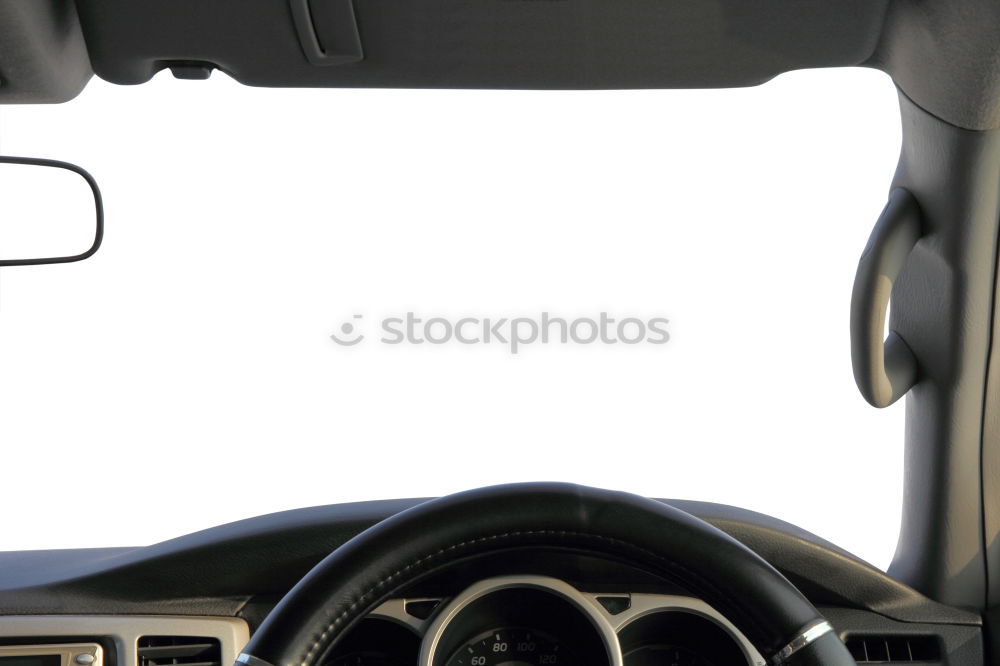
[241,483,852,666]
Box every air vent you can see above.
[845,635,941,663]
[137,637,222,666]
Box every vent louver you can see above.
[845,635,941,663]
[137,637,222,666]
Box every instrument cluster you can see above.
[322,577,762,666]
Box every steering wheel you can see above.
[236,484,854,666]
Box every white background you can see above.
[0,67,905,568]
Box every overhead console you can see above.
[7,0,1000,132]
[70,0,888,90]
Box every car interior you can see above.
[2,0,1000,665]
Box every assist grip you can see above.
[851,189,922,408]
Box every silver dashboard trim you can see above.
[593,593,765,666]
[390,576,770,666]
[0,616,249,666]
[0,642,103,666]
[370,598,435,634]
[417,576,624,666]
[769,620,833,666]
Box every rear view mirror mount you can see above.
[0,156,104,267]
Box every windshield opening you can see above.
[0,67,904,568]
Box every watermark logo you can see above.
[329,314,365,346]
[331,312,669,354]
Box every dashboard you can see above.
[0,497,985,666]
[335,577,761,666]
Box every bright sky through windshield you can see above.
[0,67,904,567]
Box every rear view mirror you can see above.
[0,156,103,267]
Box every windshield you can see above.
[0,67,904,568]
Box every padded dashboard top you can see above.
[0,497,979,628]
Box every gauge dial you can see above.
[624,645,716,666]
[445,628,567,666]
[324,618,419,666]
[329,652,410,666]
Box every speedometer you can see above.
[624,645,716,666]
[445,628,568,666]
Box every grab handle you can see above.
[851,188,922,408]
